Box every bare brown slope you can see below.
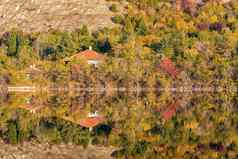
[0,141,116,159]
[0,0,122,33]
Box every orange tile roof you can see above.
[159,58,181,78]
[71,50,104,61]
[79,116,105,128]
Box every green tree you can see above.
[7,120,18,144]
[136,17,148,36]
[2,31,23,57]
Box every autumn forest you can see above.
[0,0,238,158]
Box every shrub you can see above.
[111,15,123,24]
[109,4,118,12]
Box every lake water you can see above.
[0,78,236,159]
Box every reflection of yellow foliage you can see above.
[176,144,195,156]
[176,19,187,31]
[185,48,199,58]
[228,151,237,158]
[202,103,215,110]
[228,129,238,144]
[141,122,151,131]
[211,152,219,158]
[227,15,236,23]
[225,31,238,49]
[217,115,226,123]
[210,15,218,23]
[185,121,198,129]
[175,18,195,32]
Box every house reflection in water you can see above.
[24,64,42,80]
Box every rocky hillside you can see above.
[0,0,122,33]
[0,141,115,159]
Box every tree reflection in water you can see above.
[0,84,235,158]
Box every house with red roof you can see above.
[24,64,42,80]
[159,57,181,78]
[61,111,105,131]
[79,116,105,130]
[65,47,105,66]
